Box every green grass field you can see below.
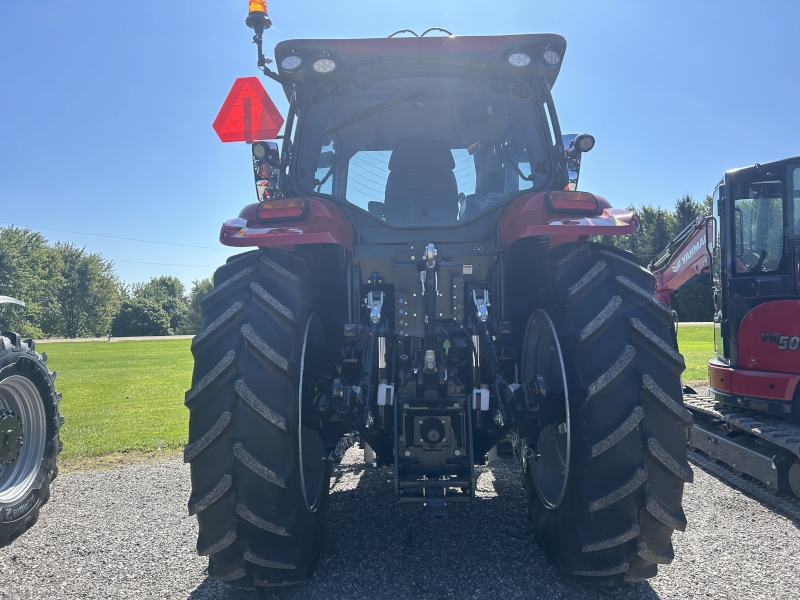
[38,339,193,460]
[38,326,714,462]
[676,324,714,382]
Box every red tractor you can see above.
[184,4,691,588]
[649,157,800,516]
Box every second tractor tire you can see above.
[522,242,692,584]
[0,333,62,548]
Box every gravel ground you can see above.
[1,451,798,600]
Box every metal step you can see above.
[689,419,787,492]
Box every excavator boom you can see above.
[648,215,714,306]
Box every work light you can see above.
[280,55,303,71]
[508,52,531,67]
[313,58,336,73]
[575,134,595,152]
[543,49,562,66]
[252,142,267,160]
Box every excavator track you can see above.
[687,450,800,520]
[684,394,800,520]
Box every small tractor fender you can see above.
[219,196,353,252]
[499,191,639,248]
[0,296,24,307]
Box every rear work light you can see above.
[545,191,598,214]
[312,58,336,73]
[257,198,306,221]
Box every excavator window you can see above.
[732,179,784,274]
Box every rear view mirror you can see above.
[562,133,595,191]
[567,169,579,191]
[252,141,282,202]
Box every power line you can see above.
[350,158,390,179]
[346,181,383,202]
[113,260,217,268]
[0,221,230,251]
[347,173,386,195]
[349,168,388,188]
[358,152,390,168]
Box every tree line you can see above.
[0,226,212,339]
[0,197,713,339]
[595,193,714,322]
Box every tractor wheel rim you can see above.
[298,313,327,514]
[522,309,570,510]
[0,375,46,504]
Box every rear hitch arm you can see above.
[472,290,551,434]
[472,289,511,427]
[358,291,384,429]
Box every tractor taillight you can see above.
[257,198,306,221]
[545,191,598,213]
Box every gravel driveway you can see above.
[1,450,798,600]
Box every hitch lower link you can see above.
[471,289,548,432]
[326,291,387,463]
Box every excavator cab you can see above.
[709,157,800,416]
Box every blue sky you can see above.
[1,1,798,289]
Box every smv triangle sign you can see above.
[213,77,284,143]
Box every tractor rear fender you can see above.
[219,196,353,251]
[499,191,639,248]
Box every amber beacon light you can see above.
[246,1,271,32]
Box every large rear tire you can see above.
[0,333,62,548]
[185,249,332,589]
[522,243,692,584]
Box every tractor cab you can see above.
[268,34,568,228]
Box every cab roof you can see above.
[274,33,567,99]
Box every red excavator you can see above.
[648,157,800,517]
